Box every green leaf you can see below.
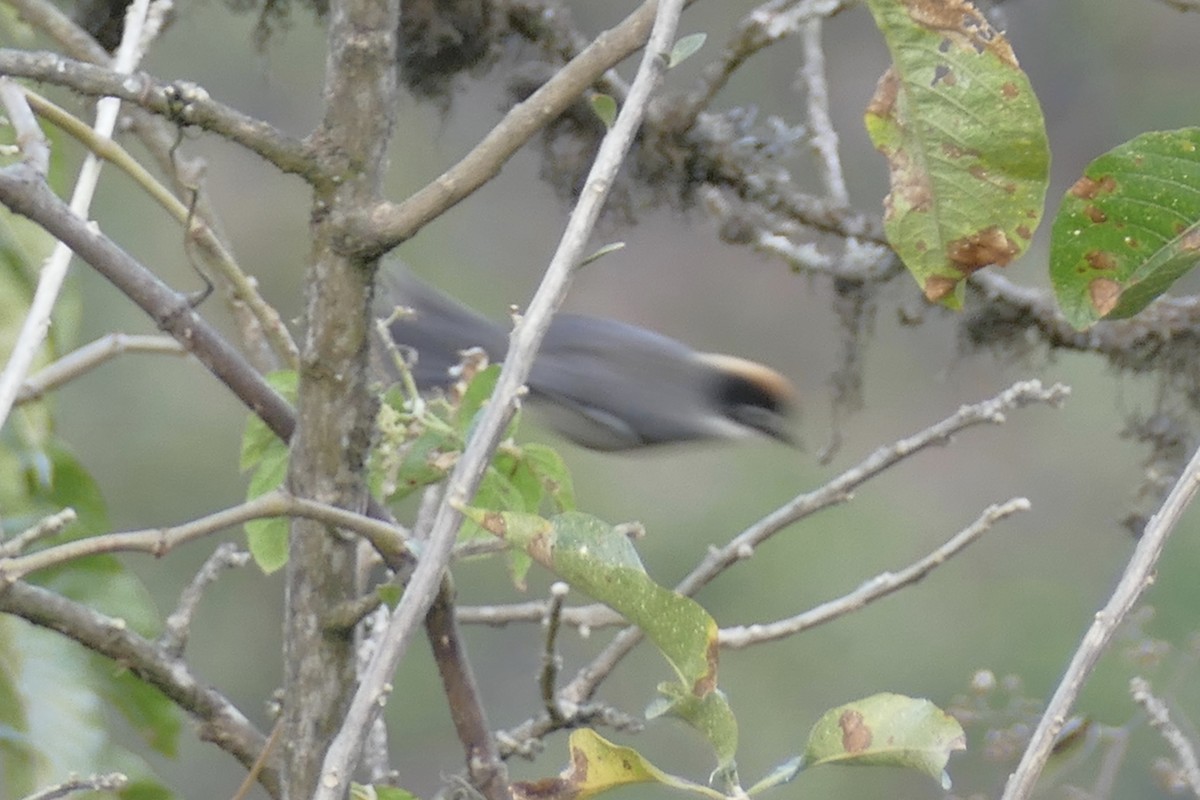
[1050,128,1200,328]
[245,516,288,575]
[244,439,289,573]
[96,669,180,757]
[240,371,296,470]
[461,466,527,540]
[591,94,617,129]
[511,729,718,800]
[668,33,706,68]
[459,509,730,758]
[455,364,501,435]
[119,779,174,800]
[864,0,1049,306]
[648,684,738,768]
[799,693,965,788]
[521,444,576,512]
[350,783,419,800]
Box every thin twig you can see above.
[16,333,187,404]
[0,508,77,556]
[457,600,617,629]
[0,490,409,583]
[18,773,128,800]
[17,89,300,370]
[347,0,690,254]
[4,0,298,370]
[161,542,251,657]
[463,495,1025,644]
[673,0,851,131]
[1002,438,1200,799]
[1130,677,1200,796]
[560,379,1069,705]
[0,168,298,442]
[0,0,154,432]
[0,579,277,796]
[0,77,50,173]
[797,16,848,208]
[311,2,688,796]
[540,582,571,724]
[0,49,319,182]
[720,498,1030,648]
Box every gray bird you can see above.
[377,270,796,451]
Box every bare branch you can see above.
[19,773,128,800]
[0,0,155,432]
[0,167,297,442]
[0,490,409,583]
[313,2,689,796]
[1131,677,1200,796]
[540,582,571,724]
[673,0,851,128]
[457,600,618,629]
[561,379,1069,705]
[161,543,251,658]
[16,333,186,404]
[720,498,1030,648]
[1002,437,1200,799]
[17,88,299,370]
[426,579,509,800]
[0,49,320,182]
[4,0,299,370]
[797,16,848,208]
[0,579,277,796]
[0,77,50,173]
[347,0,689,254]
[0,508,77,557]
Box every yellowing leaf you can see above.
[512,729,716,800]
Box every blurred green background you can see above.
[6,0,1200,797]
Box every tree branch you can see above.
[0,166,298,441]
[720,497,1030,648]
[0,490,410,583]
[1130,676,1200,795]
[18,773,128,800]
[312,2,689,796]
[559,380,1069,705]
[0,49,321,182]
[1002,435,1200,799]
[0,580,278,797]
[16,333,187,405]
[345,0,692,255]
[5,0,299,370]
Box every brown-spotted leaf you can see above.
[1050,128,1200,328]
[512,729,716,800]
[459,508,731,760]
[864,0,1049,307]
[801,693,966,788]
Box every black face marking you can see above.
[711,372,793,444]
[713,372,788,416]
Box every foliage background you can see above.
[9,0,1200,797]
